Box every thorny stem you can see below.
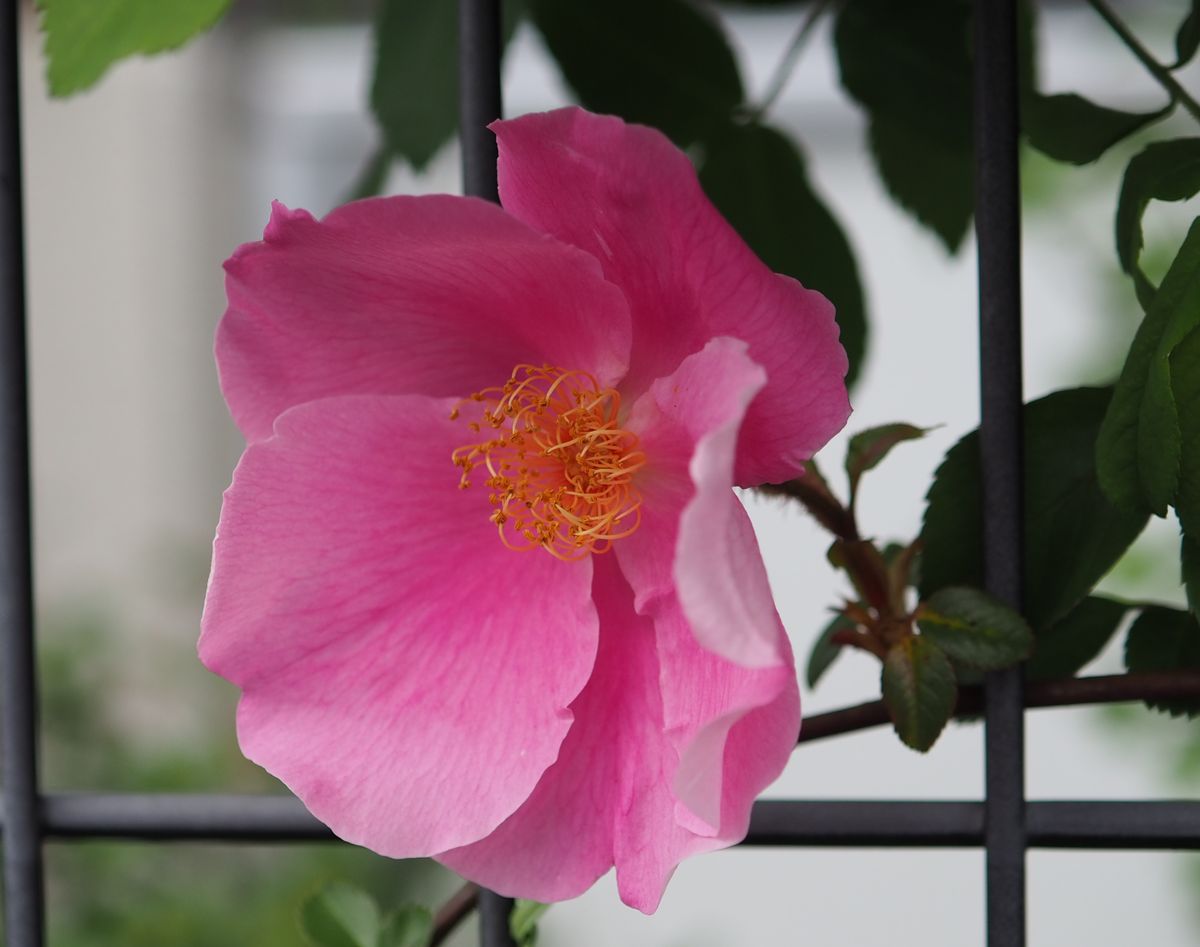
[798,669,1200,743]
[1085,0,1200,122]
[745,0,836,123]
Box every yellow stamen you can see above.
[451,364,646,561]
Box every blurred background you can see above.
[18,0,1199,943]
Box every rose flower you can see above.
[200,107,849,912]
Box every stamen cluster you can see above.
[452,365,646,560]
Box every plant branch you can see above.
[797,669,1200,744]
[1085,0,1200,122]
[758,477,858,540]
[430,882,480,946]
[746,0,835,122]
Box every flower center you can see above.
[451,364,646,561]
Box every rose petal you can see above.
[441,556,796,912]
[441,556,796,914]
[200,394,598,855]
[493,107,850,485]
[619,336,783,668]
[218,196,632,442]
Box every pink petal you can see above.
[493,107,850,486]
[199,394,598,855]
[441,557,797,914]
[218,196,632,442]
[620,336,784,668]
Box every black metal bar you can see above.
[747,800,984,847]
[974,0,1027,940]
[0,2,42,944]
[458,0,503,202]
[457,2,508,941]
[7,794,1197,849]
[42,794,332,841]
[748,801,1200,849]
[477,891,517,947]
[1026,802,1200,849]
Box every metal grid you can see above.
[2,0,1199,945]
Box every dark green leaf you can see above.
[380,906,433,947]
[807,613,854,688]
[510,901,550,947]
[1114,139,1200,303]
[921,387,1148,630]
[700,121,867,386]
[39,0,232,96]
[844,423,928,500]
[1174,324,1200,538]
[1174,2,1199,68]
[530,0,743,147]
[1024,93,1170,166]
[1025,596,1127,680]
[918,587,1034,671]
[300,884,380,947]
[834,0,973,251]
[1124,606,1200,717]
[881,636,957,752]
[371,0,523,171]
[1097,219,1200,518]
[1184,533,1200,615]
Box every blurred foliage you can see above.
[37,0,232,95]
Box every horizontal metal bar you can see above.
[42,793,331,841]
[746,800,1200,849]
[1025,801,1200,849]
[746,800,984,847]
[16,795,1199,850]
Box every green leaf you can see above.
[921,387,1148,630]
[39,0,232,96]
[1097,219,1200,519]
[1124,606,1200,717]
[807,613,854,688]
[1174,1,1199,68]
[530,0,743,147]
[379,906,433,947]
[699,121,867,387]
[371,0,524,172]
[844,423,928,501]
[1024,93,1170,166]
[1025,596,1127,681]
[1184,533,1200,615]
[918,587,1034,671]
[881,636,957,752]
[510,900,550,947]
[1173,324,1200,538]
[300,884,380,947]
[1114,139,1200,303]
[834,0,973,251]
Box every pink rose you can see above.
[200,107,849,912]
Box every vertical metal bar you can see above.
[0,2,43,945]
[457,1,512,943]
[973,0,1026,944]
[458,0,503,201]
[478,891,517,947]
